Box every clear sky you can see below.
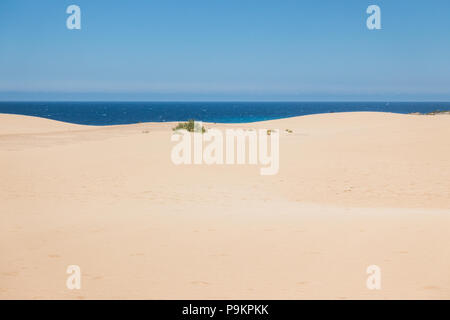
[0,0,449,101]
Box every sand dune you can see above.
[0,112,449,299]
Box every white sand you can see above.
[0,112,449,299]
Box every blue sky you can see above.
[0,0,449,101]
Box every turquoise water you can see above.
[0,101,448,125]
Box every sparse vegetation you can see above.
[426,110,450,115]
[267,129,273,136]
[285,129,293,133]
[172,120,206,133]
[410,110,450,115]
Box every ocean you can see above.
[0,101,448,125]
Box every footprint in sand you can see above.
[423,285,440,290]
[1,272,18,277]
[190,281,210,286]
[209,253,229,257]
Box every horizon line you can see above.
[1,100,450,103]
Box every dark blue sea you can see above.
[0,101,448,125]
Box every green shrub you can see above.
[173,120,206,133]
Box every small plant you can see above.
[285,129,293,133]
[173,119,206,133]
[267,129,272,136]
